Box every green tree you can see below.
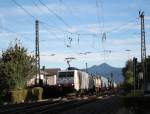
[0,43,36,92]
[122,60,134,92]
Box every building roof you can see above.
[44,68,61,76]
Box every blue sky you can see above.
[0,0,150,69]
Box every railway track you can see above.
[0,95,100,114]
[0,98,62,114]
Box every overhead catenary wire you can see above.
[12,0,99,43]
[31,0,101,38]
[60,0,82,25]
[38,0,72,29]
[106,20,139,34]
[39,21,64,41]
[12,0,37,20]
[96,0,102,34]
[11,0,79,48]
[11,0,65,42]
[11,0,140,36]
[0,25,34,42]
[31,0,59,29]
[11,0,141,51]
[37,0,101,37]
[13,0,139,47]
[12,0,112,42]
[31,0,71,40]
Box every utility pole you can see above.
[35,20,40,85]
[133,57,137,91]
[139,11,147,90]
[86,62,88,73]
[110,73,113,88]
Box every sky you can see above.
[0,0,150,69]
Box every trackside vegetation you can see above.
[0,42,43,104]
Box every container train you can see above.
[56,68,117,95]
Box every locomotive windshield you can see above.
[58,71,74,77]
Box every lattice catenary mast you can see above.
[35,20,40,84]
[139,11,147,90]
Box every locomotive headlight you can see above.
[58,84,61,87]
[71,83,74,86]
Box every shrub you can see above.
[9,89,27,104]
[32,87,43,101]
[126,90,144,97]
[0,93,3,105]
[8,87,43,104]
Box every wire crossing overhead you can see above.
[38,0,72,29]
[10,0,141,51]
[12,0,37,20]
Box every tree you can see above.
[122,59,134,92]
[0,43,36,92]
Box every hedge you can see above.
[32,87,43,101]
[9,89,27,104]
[0,93,3,105]
[9,87,43,104]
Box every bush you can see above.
[0,93,3,105]
[8,87,43,104]
[32,87,43,101]
[126,90,144,97]
[9,89,27,104]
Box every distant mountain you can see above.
[86,63,123,83]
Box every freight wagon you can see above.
[56,68,111,95]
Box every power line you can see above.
[96,0,102,34]
[11,0,37,20]
[31,0,83,36]
[100,0,105,30]
[60,0,82,25]
[38,0,72,29]
[0,25,33,42]
[39,21,64,41]
[12,0,103,38]
[34,0,80,37]
[11,0,139,45]
[105,20,138,34]
[12,0,65,42]
[31,0,93,37]
[31,0,58,28]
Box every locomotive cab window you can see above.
[58,71,74,77]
